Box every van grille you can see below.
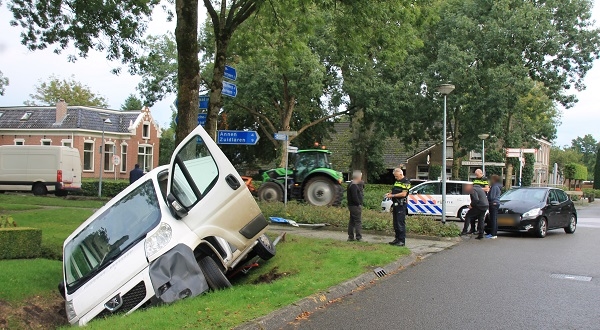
[95,281,147,320]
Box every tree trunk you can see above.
[174,0,200,145]
[205,38,230,141]
[505,163,513,189]
[350,106,370,182]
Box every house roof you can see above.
[0,106,143,134]
[324,122,438,170]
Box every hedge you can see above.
[564,163,588,180]
[72,180,130,197]
[0,227,42,259]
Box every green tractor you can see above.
[258,149,344,206]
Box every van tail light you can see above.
[57,170,63,183]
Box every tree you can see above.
[550,146,583,179]
[25,76,108,107]
[571,134,597,179]
[120,94,144,110]
[0,71,8,96]
[7,0,262,145]
[594,144,600,189]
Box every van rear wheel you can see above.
[32,183,47,196]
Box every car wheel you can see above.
[303,177,337,206]
[253,234,276,260]
[198,257,232,290]
[258,182,283,202]
[32,183,47,196]
[458,206,469,221]
[535,217,547,238]
[564,214,577,234]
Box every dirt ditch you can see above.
[0,295,67,330]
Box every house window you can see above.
[120,144,128,172]
[41,139,52,146]
[104,143,115,172]
[0,112,4,118]
[138,145,153,172]
[142,123,150,139]
[62,139,72,148]
[20,112,32,121]
[446,146,454,159]
[83,142,94,171]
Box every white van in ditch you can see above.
[60,125,274,325]
[0,145,82,196]
[381,180,474,221]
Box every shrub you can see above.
[72,180,130,197]
[258,201,461,237]
[0,214,17,228]
[0,227,42,259]
[582,188,596,198]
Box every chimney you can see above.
[55,99,67,124]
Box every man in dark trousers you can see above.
[486,174,502,239]
[347,171,364,242]
[462,183,489,239]
[129,164,144,184]
[386,168,411,246]
[469,168,490,232]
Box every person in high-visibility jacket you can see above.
[386,168,411,246]
[469,168,489,232]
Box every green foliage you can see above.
[0,194,105,209]
[0,227,42,259]
[521,153,535,186]
[582,188,598,198]
[595,145,600,189]
[571,135,598,180]
[72,180,130,198]
[120,94,144,110]
[24,75,108,107]
[258,201,461,237]
[0,71,8,96]
[0,214,17,228]
[428,164,442,180]
[459,166,469,181]
[84,234,408,329]
[0,259,62,302]
[564,163,588,180]
[485,166,503,177]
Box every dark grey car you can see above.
[487,187,577,238]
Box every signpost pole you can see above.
[284,136,289,208]
[519,149,523,186]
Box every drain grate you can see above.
[550,274,592,282]
[373,267,387,278]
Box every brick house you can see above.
[0,100,161,180]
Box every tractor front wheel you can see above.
[303,177,341,206]
[258,182,284,202]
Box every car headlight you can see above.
[522,208,542,220]
[66,299,77,321]
[145,222,172,258]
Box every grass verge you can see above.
[259,201,461,237]
[82,235,409,329]
[0,259,63,302]
[0,194,106,209]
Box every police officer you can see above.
[386,168,411,246]
[468,168,489,233]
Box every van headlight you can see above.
[66,299,77,321]
[145,223,172,258]
[522,208,542,220]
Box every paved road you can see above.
[287,202,600,330]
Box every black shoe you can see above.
[347,238,355,242]
[467,231,475,235]
[389,239,399,245]
[461,232,468,236]
[475,235,484,240]
[393,242,406,246]
[356,238,362,242]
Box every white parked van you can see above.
[60,125,273,325]
[381,180,474,221]
[0,145,82,196]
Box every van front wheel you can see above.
[32,183,47,196]
[198,257,232,290]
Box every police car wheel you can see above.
[458,206,469,222]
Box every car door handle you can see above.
[225,174,241,190]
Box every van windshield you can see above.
[64,180,161,293]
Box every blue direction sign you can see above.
[217,130,260,145]
[222,81,237,98]
[224,65,237,81]
[175,113,207,126]
[174,95,210,109]
[274,133,287,141]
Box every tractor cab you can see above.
[293,150,332,182]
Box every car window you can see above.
[64,180,161,292]
[447,183,463,195]
[547,190,559,203]
[501,188,547,203]
[555,189,568,203]
[414,183,441,195]
[171,136,219,208]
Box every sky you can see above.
[0,3,599,147]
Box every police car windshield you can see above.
[500,188,547,203]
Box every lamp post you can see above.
[477,133,489,175]
[437,84,455,224]
[98,116,112,197]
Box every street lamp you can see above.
[437,84,455,224]
[477,133,489,175]
[98,116,112,197]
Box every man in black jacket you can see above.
[347,171,364,241]
[461,183,489,239]
[129,164,144,184]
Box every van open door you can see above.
[165,126,267,250]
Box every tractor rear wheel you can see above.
[258,182,284,202]
[303,177,341,206]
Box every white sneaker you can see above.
[490,236,497,239]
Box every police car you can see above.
[381,180,474,221]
